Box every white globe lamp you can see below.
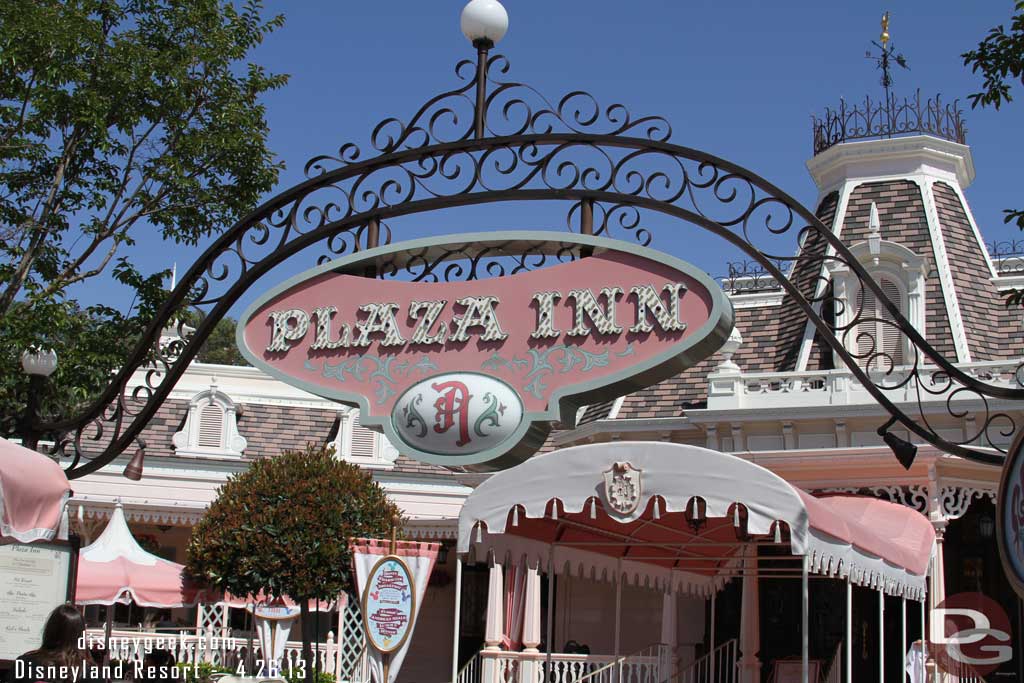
[21,347,58,377]
[461,0,508,48]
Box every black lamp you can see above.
[878,418,917,470]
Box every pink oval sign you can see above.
[238,231,733,470]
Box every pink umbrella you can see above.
[76,502,211,607]
[0,436,71,544]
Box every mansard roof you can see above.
[579,167,1022,424]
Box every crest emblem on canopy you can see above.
[602,461,642,515]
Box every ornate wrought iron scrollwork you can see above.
[29,52,1022,478]
[811,90,967,155]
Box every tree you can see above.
[963,2,1024,233]
[196,317,249,367]
[0,0,286,426]
[186,444,402,675]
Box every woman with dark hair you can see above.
[13,604,105,683]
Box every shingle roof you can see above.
[932,181,1024,360]
[839,179,957,360]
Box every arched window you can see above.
[173,386,247,457]
[855,276,905,366]
[334,408,398,469]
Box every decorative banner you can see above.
[238,232,733,470]
[362,557,415,653]
[351,539,438,683]
[998,431,1024,598]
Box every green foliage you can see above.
[962,2,1024,110]
[963,3,1024,306]
[196,317,249,367]
[186,443,402,602]
[0,0,285,427]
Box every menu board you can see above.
[0,541,77,661]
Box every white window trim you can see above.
[826,238,927,368]
[172,387,248,457]
[334,407,398,470]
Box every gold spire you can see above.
[880,11,890,46]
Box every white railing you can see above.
[478,645,669,683]
[678,639,737,683]
[823,642,841,683]
[85,627,369,682]
[707,358,1024,417]
[457,652,482,683]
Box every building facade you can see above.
[67,122,1022,682]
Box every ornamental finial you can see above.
[880,12,890,46]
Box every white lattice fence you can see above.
[337,596,367,682]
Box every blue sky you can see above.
[99,1,1023,316]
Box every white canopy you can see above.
[458,442,934,599]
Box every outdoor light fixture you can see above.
[21,347,58,377]
[878,417,917,470]
[19,347,58,451]
[437,543,449,564]
[460,0,508,48]
[978,513,994,540]
[123,440,147,481]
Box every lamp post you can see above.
[460,0,509,138]
[19,347,58,451]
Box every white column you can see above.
[801,558,809,683]
[451,558,463,683]
[519,562,543,683]
[879,589,885,683]
[901,597,907,683]
[481,559,504,683]
[739,547,761,683]
[614,560,623,657]
[844,581,852,683]
[710,592,717,683]
[661,592,678,673]
[928,525,946,683]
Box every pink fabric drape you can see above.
[501,559,526,650]
[0,437,71,543]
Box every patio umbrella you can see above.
[76,502,210,608]
[0,436,71,544]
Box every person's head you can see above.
[27,604,88,669]
[40,604,86,653]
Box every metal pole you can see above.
[710,592,717,683]
[920,598,927,679]
[879,590,885,683]
[472,39,492,139]
[247,602,255,675]
[845,581,852,683]
[22,374,43,451]
[545,551,555,680]
[801,559,809,683]
[901,597,906,683]
[451,557,462,683]
[614,559,622,658]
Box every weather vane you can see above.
[866,11,909,106]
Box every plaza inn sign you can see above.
[237,232,733,470]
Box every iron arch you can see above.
[38,52,1021,477]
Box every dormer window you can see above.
[825,203,927,369]
[173,383,248,457]
[334,408,399,469]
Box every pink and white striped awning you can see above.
[0,437,71,544]
[76,502,213,608]
[458,442,935,599]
